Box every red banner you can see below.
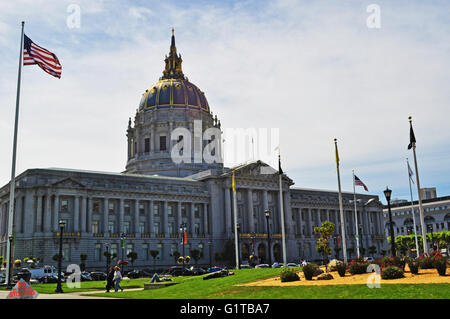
[183,232,187,245]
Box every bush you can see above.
[433,257,447,276]
[348,257,370,275]
[302,263,319,280]
[336,261,347,277]
[381,266,405,279]
[418,251,443,269]
[407,260,420,275]
[280,268,300,282]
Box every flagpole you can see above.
[409,116,428,253]
[407,158,420,258]
[352,170,360,258]
[232,171,239,269]
[334,139,347,264]
[6,21,25,287]
[278,152,287,266]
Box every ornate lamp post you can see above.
[179,223,187,272]
[55,219,66,293]
[6,235,14,289]
[264,210,272,266]
[384,187,396,257]
[105,243,110,273]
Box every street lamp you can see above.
[264,210,272,266]
[55,219,66,293]
[179,223,187,272]
[105,243,110,273]
[208,241,212,269]
[384,187,396,257]
[427,224,435,251]
[6,235,14,289]
[236,223,241,269]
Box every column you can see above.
[177,201,182,229]
[119,198,125,233]
[53,195,59,232]
[247,189,254,233]
[44,194,52,233]
[0,203,5,236]
[307,208,312,235]
[22,192,32,234]
[81,196,87,233]
[150,124,155,152]
[73,196,80,232]
[149,200,154,236]
[103,198,109,234]
[190,202,195,235]
[203,202,208,235]
[224,188,231,234]
[87,197,93,233]
[163,201,169,236]
[36,194,43,233]
[135,199,140,234]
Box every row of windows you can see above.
[395,222,449,235]
[389,205,449,217]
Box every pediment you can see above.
[51,177,86,189]
[225,160,293,184]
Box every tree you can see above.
[190,249,203,266]
[52,254,60,262]
[313,221,335,272]
[127,252,138,267]
[80,253,88,271]
[150,250,159,271]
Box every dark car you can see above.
[90,272,107,281]
[168,266,193,276]
[14,268,32,282]
[190,267,206,276]
[80,271,93,281]
[39,275,59,284]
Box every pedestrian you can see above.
[105,267,114,292]
[114,266,124,292]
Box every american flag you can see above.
[23,34,61,78]
[354,175,368,191]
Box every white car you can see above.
[28,265,60,279]
[364,257,374,263]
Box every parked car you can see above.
[127,269,152,278]
[28,265,60,280]
[89,272,107,281]
[271,262,281,268]
[0,274,5,284]
[364,257,374,263]
[190,267,207,275]
[240,264,252,269]
[80,271,93,281]
[14,268,32,282]
[255,264,270,268]
[286,263,298,268]
[39,275,63,284]
[206,266,222,273]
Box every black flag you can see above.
[408,122,416,150]
[278,155,283,175]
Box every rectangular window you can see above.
[109,202,114,213]
[168,205,173,217]
[160,135,167,151]
[126,244,133,257]
[93,201,100,213]
[61,199,69,212]
[139,222,145,233]
[142,244,149,260]
[124,221,130,234]
[139,203,145,215]
[154,222,160,235]
[157,243,163,258]
[62,244,70,261]
[108,221,115,234]
[95,244,101,261]
[144,137,150,153]
[194,223,200,235]
[153,204,159,217]
[181,205,187,218]
[124,202,130,214]
[194,205,200,219]
[92,221,99,234]
[170,244,177,257]
[110,244,118,257]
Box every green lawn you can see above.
[83,269,450,299]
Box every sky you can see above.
[0,0,449,204]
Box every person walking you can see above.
[113,266,124,292]
[105,267,114,292]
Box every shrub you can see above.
[280,268,300,282]
[348,257,370,275]
[418,251,443,269]
[407,259,420,275]
[302,263,318,280]
[381,266,405,279]
[336,261,347,277]
[433,257,447,276]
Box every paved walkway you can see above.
[0,287,144,299]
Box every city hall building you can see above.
[0,32,387,270]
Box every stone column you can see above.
[81,196,87,233]
[306,208,312,236]
[203,202,208,235]
[119,198,125,233]
[135,199,140,234]
[163,201,169,236]
[190,202,195,235]
[151,124,155,153]
[177,201,182,229]
[74,196,80,232]
[247,189,254,233]
[44,194,52,233]
[149,200,154,236]
[224,187,231,234]
[103,198,109,234]
[0,204,4,236]
[87,197,93,233]
[53,195,59,232]
[36,194,43,233]
[22,192,32,234]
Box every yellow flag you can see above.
[232,171,236,193]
